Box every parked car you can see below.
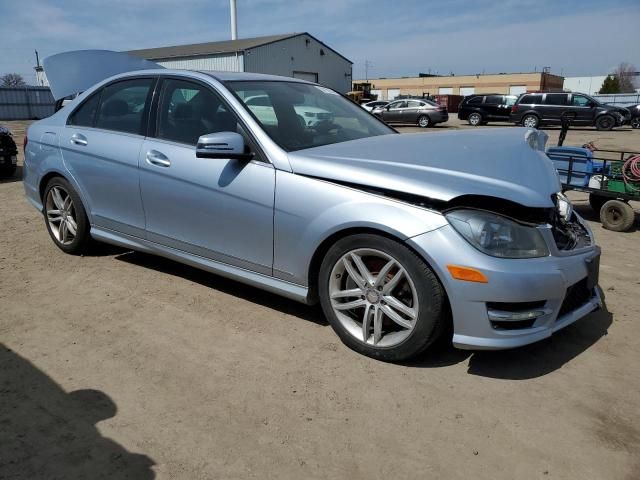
[458,94,518,126]
[28,50,602,361]
[625,104,640,129]
[510,92,629,130]
[372,98,448,127]
[361,100,388,112]
[0,126,18,177]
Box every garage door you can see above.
[293,71,318,83]
[509,85,527,95]
[387,89,400,100]
[459,87,475,96]
[439,87,453,95]
[371,89,382,100]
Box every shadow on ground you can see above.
[403,294,612,380]
[115,251,327,326]
[0,344,155,479]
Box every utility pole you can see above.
[230,0,238,40]
[364,60,372,82]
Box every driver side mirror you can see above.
[196,132,254,161]
[386,105,391,111]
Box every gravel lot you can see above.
[1,118,639,479]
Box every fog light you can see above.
[487,309,547,321]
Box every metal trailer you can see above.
[548,113,640,232]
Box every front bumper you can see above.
[407,218,602,350]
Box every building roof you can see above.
[127,32,352,64]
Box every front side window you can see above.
[227,81,393,151]
[407,100,422,108]
[468,96,482,104]
[156,79,239,145]
[94,78,154,135]
[572,95,591,107]
[390,101,407,109]
[68,93,100,127]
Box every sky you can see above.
[1,0,639,84]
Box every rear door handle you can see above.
[146,150,171,168]
[70,133,88,146]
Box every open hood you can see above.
[288,128,560,208]
[43,50,164,100]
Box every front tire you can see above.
[43,177,91,254]
[595,115,615,131]
[318,234,448,362]
[468,112,482,126]
[631,117,640,129]
[417,115,430,128]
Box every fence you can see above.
[592,93,640,107]
[0,86,55,120]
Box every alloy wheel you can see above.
[418,116,430,128]
[328,248,419,347]
[631,117,640,129]
[45,186,77,245]
[469,113,481,126]
[523,115,538,128]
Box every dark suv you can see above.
[509,92,629,130]
[458,94,518,126]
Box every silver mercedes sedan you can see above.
[23,51,602,361]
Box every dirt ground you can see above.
[1,118,639,480]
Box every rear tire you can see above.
[43,177,92,254]
[522,114,539,129]
[318,234,448,362]
[468,112,482,126]
[0,164,16,177]
[417,115,430,128]
[595,115,615,131]
[600,200,635,232]
[588,193,608,213]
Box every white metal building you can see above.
[128,33,353,93]
[563,76,608,95]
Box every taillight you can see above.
[511,105,518,113]
[23,135,28,153]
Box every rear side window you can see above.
[544,94,568,105]
[520,94,543,105]
[468,96,483,104]
[95,78,154,135]
[68,93,100,127]
[485,95,503,105]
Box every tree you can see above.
[0,73,27,87]
[599,75,620,94]
[613,62,637,93]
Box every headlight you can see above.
[446,209,549,258]
[555,192,573,221]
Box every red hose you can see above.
[622,154,640,192]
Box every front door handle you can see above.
[70,133,88,146]
[146,150,171,168]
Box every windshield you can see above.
[226,81,394,151]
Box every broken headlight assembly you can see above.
[446,209,549,259]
